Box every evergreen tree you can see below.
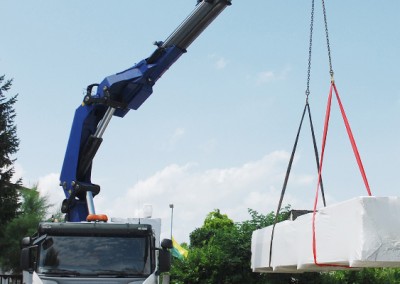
[0,74,20,237]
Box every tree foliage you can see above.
[0,186,50,273]
[171,207,297,284]
[319,268,400,284]
[0,75,21,238]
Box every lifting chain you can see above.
[307,0,335,96]
[322,0,334,81]
[305,0,315,102]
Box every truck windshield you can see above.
[38,235,151,277]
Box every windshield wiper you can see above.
[94,270,146,278]
[43,269,81,277]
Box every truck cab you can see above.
[21,219,171,284]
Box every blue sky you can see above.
[1,0,399,243]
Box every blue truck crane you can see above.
[20,1,231,283]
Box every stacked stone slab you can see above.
[251,196,400,273]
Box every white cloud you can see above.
[11,162,24,183]
[256,66,291,85]
[37,173,65,213]
[257,71,276,84]
[26,151,317,243]
[12,164,63,216]
[97,150,315,243]
[215,57,228,69]
[209,54,229,70]
[168,127,185,149]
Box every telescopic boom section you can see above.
[59,0,231,222]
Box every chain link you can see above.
[305,0,315,101]
[321,0,334,80]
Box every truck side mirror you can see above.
[158,249,171,273]
[157,238,172,274]
[161,238,173,249]
[21,237,31,247]
[20,247,32,271]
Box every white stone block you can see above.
[251,196,400,273]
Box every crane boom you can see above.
[59,0,231,222]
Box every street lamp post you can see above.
[169,204,174,240]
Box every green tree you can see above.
[171,207,297,284]
[0,75,21,237]
[0,186,50,272]
[190,209,234,248]
[171,209,238,283]
[320,268,400,284]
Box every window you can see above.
[38,235,152,277]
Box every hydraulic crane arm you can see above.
[59,0,231,222]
